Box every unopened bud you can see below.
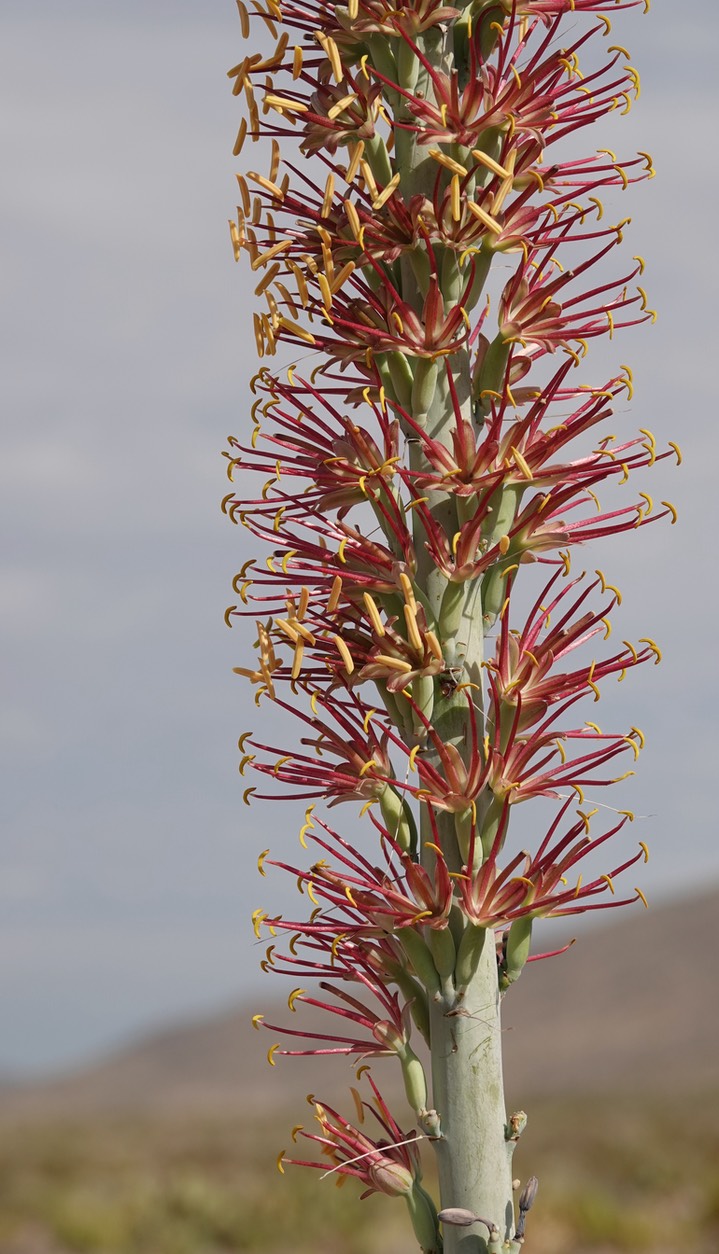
[438,1208,494,1229]
[368,1155,415,1197]
[515,1175,539,1239]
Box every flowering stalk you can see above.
[224,0,675,1249]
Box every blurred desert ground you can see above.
[1,888,717,1254]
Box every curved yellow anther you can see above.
[600,873,616,895]
[630,725,646,749]
[408,744,421,771]
[252,1014,264,1029]
[639,841,649,862]
[333,634,355,673]
[639,637,662,663]
[358,758,378,778]
[243,786,257,805]
[661,500,678,524]
[258,849,270,876]
[585,722,602,735]
[288,987,305,1011]
[363,592,385,636]
[635,886,649,908]
[667,441,682,465]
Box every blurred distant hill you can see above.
[2,886,716,1123]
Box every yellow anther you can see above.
[595,570,622,604]
[425,630,443,661]
[639,637,662,663]
[587,680,601,702]
[667,441,682,465]
[374,654,413,673]
[635,886,649,908]
[572,784,585,805]
[327,575,343,614]
[556,738,567,763]
[404,603,423,653]
[466,200,503,235]
[359,799,376,817]
[307,883,319,906]
[639,491,653,514]
[450,174,461,223]
[363,592,385,636]
[267,1044,280,1066]
[373,172,401,212]
[310,692,319,716]
[251,908,265,938]
[291,641,304,679]
[252,1013,264,1030]
[511,446,533,479]
[362,709,377,734]
[429,148,469,177]
[600,873,616,895]
[258,849,270,876]
[288,988,305,1011]
[243,786,257,805]
[408,745,421,772]
[639,841,649,862]
[661,500,678,524]
[332,633,354,673]
[399,573,417,612]
[358,759,378,778]
[345,885,358,908]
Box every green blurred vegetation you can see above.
[1,1092,717,1254]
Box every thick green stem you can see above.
[425,825,515,1252]
[388,26,515,1252]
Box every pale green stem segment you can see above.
[426,876,516,1253]
[366,20,521,1251]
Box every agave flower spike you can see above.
[227,0,673,1246]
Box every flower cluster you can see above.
[226,0,670,1247]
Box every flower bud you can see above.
[368,1156,415,1197]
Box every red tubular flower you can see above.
[458,798,649,929]
[281,1074,423,1199]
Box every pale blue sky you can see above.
[2,1,718,1076]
